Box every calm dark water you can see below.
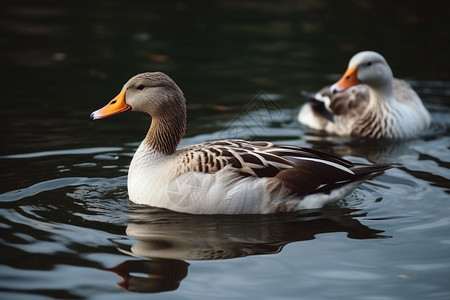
[1,1,450,299]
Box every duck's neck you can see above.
[144,106,186,156]
[368,80,395,108]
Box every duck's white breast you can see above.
[129,162,282,214]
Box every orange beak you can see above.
[330,66,360,93]
[90,89,131,120]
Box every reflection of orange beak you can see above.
[330,67,360,93]
[90,89,131,120]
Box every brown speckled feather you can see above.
[172,139,391,197]
[306,84,369,118]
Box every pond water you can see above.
[1,1,450,299]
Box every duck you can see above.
[298,51,431,139]
[91,72,394,214]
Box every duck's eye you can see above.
[137,85,145,90]
[366,61,372,66]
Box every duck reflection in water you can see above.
[106,259,189,293]
[107,206,389,293]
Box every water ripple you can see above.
[0,147,123,159]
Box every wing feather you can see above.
[171,139,392,198]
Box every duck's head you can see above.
[331,51,393,94]
[90,72,184,120]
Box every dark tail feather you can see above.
[301,90,335,122]
[351,163,399,179]
[311,163,398,196]
[301,90,317,101]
